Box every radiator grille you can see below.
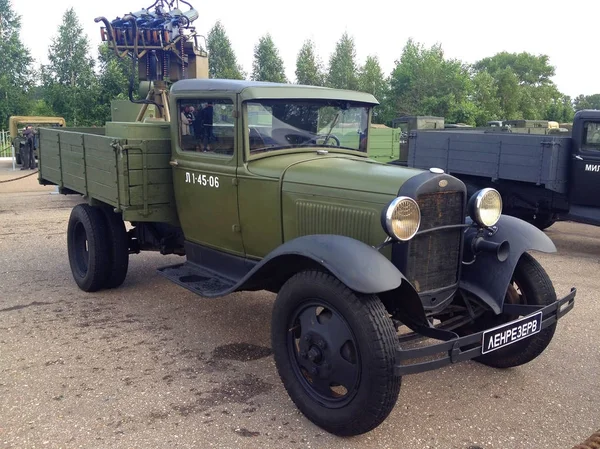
[405,191,464,292]
[296,201,374,243]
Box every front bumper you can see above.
[395,287,576,376]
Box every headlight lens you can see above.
[469,188,502,227]
[383,196,421,241]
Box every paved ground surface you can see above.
[0,160,598,449]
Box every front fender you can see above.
[241,234,405,294]
[459,215,557,314]
[237,234,428,328]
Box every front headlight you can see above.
[469,188,502,227]
[382,196,421,241]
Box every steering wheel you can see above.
[271,128,341,147]
[308,134,341,146]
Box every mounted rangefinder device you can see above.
[35,0,576,436]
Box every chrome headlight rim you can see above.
[469,187,502,228]
[383,196,421,242]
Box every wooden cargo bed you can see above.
[38,122,178,224]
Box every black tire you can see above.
[99,206,129,288]
[472,252,557,369]
[531,214,556,231]
[67,204,111,292]
[271,270,401,436]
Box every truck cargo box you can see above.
[38,122,178,224]
[407,131,572,194]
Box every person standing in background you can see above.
[21,126,35,170]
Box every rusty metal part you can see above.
[572,430,600,449]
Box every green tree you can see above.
[251,34,287,83]
[207,21,245,79]
[0,0,34,128]
[574,94,600,111]
[93,42,136,124]
[472,51,572,121]
[473,52,555,87]
[387,39,474,124]
[357,55,389,123]
[41,8,99,126]
[326,32,359,90]
[471,70,502,125]
[295,39,324,86]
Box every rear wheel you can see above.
[99,206,129,288]
[271,270,401,436]
[67,204,111,292]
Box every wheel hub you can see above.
[307,345,323,364]
[287,303,361,407]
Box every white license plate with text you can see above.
[481,311,543,354]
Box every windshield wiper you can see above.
[321,110,342,146]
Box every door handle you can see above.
[573,155,583,160]
[169,160,179,166]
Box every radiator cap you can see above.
[429,167,445,174]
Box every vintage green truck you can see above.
[37,79,576,436]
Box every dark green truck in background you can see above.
[37,78,576,436]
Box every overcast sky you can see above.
[13,0,599,99]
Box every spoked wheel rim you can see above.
[72,221,89,277]
[287,299,361,408]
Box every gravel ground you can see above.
[0,160,598,449]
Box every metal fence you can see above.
[0,130,13,158]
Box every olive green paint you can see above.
[39,79,430,261]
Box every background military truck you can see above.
[9,115,66,164]
[35,0,576,437]
[393,110,600,230]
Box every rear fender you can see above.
[459,215,556,314]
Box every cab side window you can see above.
[178,99,235,156]
[584,122,600,148]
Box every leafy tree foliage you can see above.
[93,43,137,124]
[295,39,324,86]
[472,51,569,122]
[0,0,33,128]
[41,8,98,126]
[357,55,389,123]
[251,34,287,83]
[207,21,245,80]
[326,32,359,90]
[574,94,600,111]
[387,39,474,124]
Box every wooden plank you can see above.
[127,169,172,186]
[126,139,171,154]
[127,152,171,170]
[62,172,86,192]
[129,184,173,205]
[87,180,118,205]
[41,167,62,185]
[123,204,179,225]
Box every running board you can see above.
[157,262,237,297]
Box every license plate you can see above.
[481,311,543,354]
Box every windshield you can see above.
[246,99,370,155]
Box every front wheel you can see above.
[271,270,401,436]
[468,252,558,368]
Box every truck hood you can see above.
[247,153,425,196]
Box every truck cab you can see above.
[568,109,600,216]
